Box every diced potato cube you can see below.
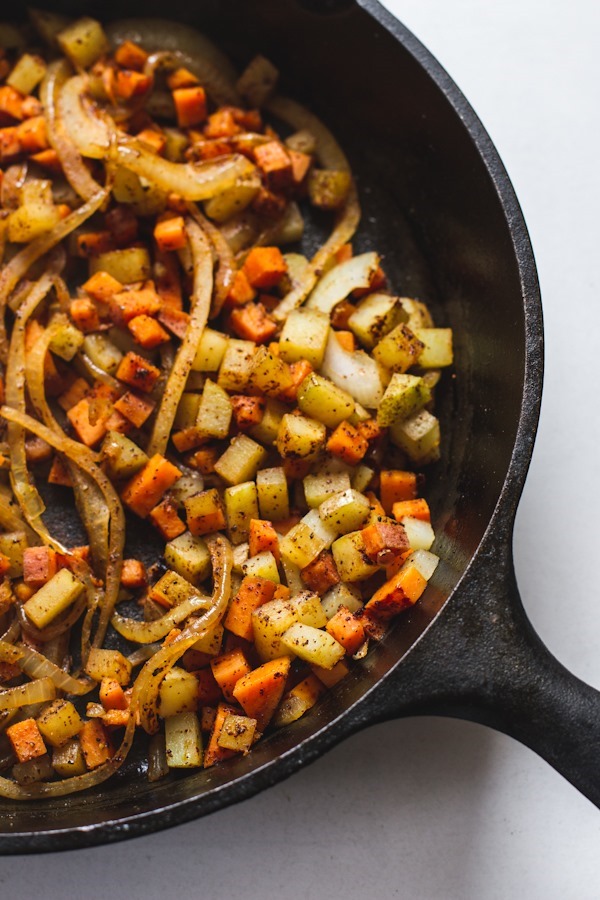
[276,414,326,460]
[184,488,226,536]
[159,667,199,718]
[191,328,229,372]
[401,516,436,551]
[289,590,327,628]
[319,489,371,534]
[57,17,109,69]
[373,323,424,373]
[348,292,407,349]
[101,431,148,480]
[191,623,224,657]
[405,549,440,581]
[7,53,47,96]
[252,599,298,661]
[49,320,85,362]
[390,409,441,464]
[249,398,287,446]
[217,714,257,753]
[23,568,84,630]
[196,379,232,439]
[217,339,256,392]
[281,622,345,669]
[303,472,352,509]
[149,570,195,607]
[256,467,290,521]
[351,464,375,493]
[279,308,330,368]
[224,481,259,544]
[331,531,379,582]
[204,170,261,222]
[0,531,28,577]
[84,648,132,686]
[243,550,280,583]
[51,738,87,778]
[377,373,431,427]
[249,346,293,397]
[37,700,83,749]
[279,509,337,569]
[174,392,201,431]
[321,582,364,619]
[214,434,267,485]
[308,169,351,211]
[400,297,434,329]
[90,247,151,284]
[82,333,123,375]
[165,712,203,768]
[164,531,211,585]
[411,327,454,368]
[296,373,355,429]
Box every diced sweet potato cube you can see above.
[248,519,280,561]
[226,269,257,306]
[230,395,265,430]
[326,421,368,465]
[120,558,147,589]
[113,390,155,427]
[0,86,24,123]
[167,67,200,90]
[243,247,287,290]
[121,455,182,518]
[232,656,291,731]
[149,497,187,540]
[326,606,366,656]
[109,288,161,325]
[254,140,293,191]
[116,352,161,393]
[16,116,48,153]
[114,40,149,71]
[76,231,114,258]
[70,297,100,333]
[23,547,58,589]
[154,216,187,252]
[79,720,113,769]
[224,576,277,642]
[203,703,239,767]
[6,718,46,764]
[203,108,240,139]
[128,314,170,349]
[361,520,410,565]
[114,69,151,100]
[379,470,418,514]
[392,498,431,522]
[67,397,109,447]
[48,455,73,487]
[301,550,339,594]
[173,86,207,128]
[230,302,277,344]
[99,677,128,711]
[83,270,123,302]
[364,564,427,620]
[210,648,252,702]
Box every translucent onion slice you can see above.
[0,677,56,711]
[272,180,360,322]
[320,332,385,409]
[0,186,109,363]
[58,76,254,199]
[0,640,23,664]
[266,95,351,171]
[106,18,240,104]
[305,251,380,315]
[146,218,213,457]
[187,202,236,316]
[16,644,93,696]
[40,60,101,201]
[112,593,212,644]
[133,535,232,734]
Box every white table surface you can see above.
[4,1,600,895]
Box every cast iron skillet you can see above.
[2,0,599,854]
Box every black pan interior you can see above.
[0,0,535,847]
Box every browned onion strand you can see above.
[41,60,102,201]
[112,591,212,644]
[187,203,236,317]
[146,217,213,457]
[133,535,232,734]
[15,644,93,695]
[0,186,109,363]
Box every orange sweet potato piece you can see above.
[0,86,24,123]
[113,390,155,427]
[230,395,265,430]
[232,656,291,731]
[15,116,48,153]
[243,247,287,290]
[251,185,287,219]
[148,497,187,540]
[210,648,252,703]
[67,397,109,447]
[70,297,100,333]
[99,677,128,711]
[364,564,427,621]
[114,69,151,100]
[83,270,123,302]
[326,606,366,656]
[392,498,431,522]
[79,719,113,769]
[301,550,339,594]
[48,455,73,487]
[120,558,147,589]
[116,352,161,393]
[226,269,256,306]
[173,86,207,128]
[229,302,277,344]
[109,288,161,325]
[224,576,277,642]
[254,141,293,191]
[279,359,314,402]
[203,702,239,767]
[248,519,280,561]
[157,306,190,339]
[361,520,410,566]
[195,667,223,705]
[203,108,240,139]
[128,314,170,349]
[30,148,61,171]
[114,40,149,71]
[6,718,46,764]
[0,126,21,162]
[76,231,114,258]
[153,215,187,252]
[379,470,418,514]
[121,455,182,518]
[166,67,199,90]
[326,421,368,465]
[23,547,58,589]
[330,299,355,328]
[185,445,220,475]
[334,330,356,352]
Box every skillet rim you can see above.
[0,0,543,854]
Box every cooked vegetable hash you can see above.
[0,11,453,797]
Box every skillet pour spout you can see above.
[2,0,600,853]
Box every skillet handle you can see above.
[372,524,600,808]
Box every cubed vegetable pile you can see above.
[0,12,453,798]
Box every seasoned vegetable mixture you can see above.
[0,12,453,797]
